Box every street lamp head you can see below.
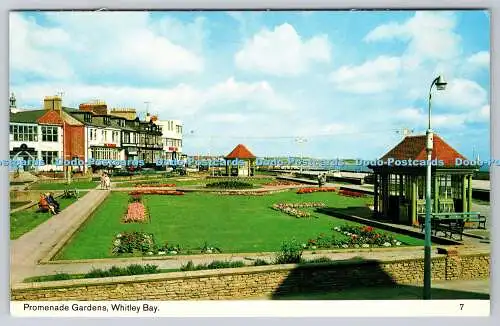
[435,75,447,91]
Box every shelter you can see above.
[224,144,256,176]
[370,134,477,226]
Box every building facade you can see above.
[154,118,183,161]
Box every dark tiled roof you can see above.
[380,134,467,167]
[10,109,46,123]
[225,144,256,159]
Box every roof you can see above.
[225,144,256,159]
[380,134,467,167]
[37,110,64,125]
[10,109,46,123]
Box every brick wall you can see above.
[11,253,489,301]
[63,125,85,161]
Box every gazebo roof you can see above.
[380,134,467,167]
[225,144,256,159]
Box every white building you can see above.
[153,117,183,161]
[9,96,67,172]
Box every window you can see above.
[112,131,116,142]
[84,114,92,123]
[123,132,130,143]
[42,126,58,142]
[41,151,58,165]
[12,125,38,142]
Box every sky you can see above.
[9,10,490,161]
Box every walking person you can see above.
[104,173,111,190]
[100,172,106,190]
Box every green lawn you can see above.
[30,181,98,190]
[10,192,88,239]
[56,191,424,260]
[10,201,31,210]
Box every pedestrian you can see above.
[318,173,326,188]
[104,173,111,190]
[100,172,106,190]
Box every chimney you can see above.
[44,96,63,111]
[79,100,108,115]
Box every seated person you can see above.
[46,192,60,213]
[38,194,56,214]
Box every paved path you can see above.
[10,189,110,284]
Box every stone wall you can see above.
[12,253,489,301]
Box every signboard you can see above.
[168,147,177,151]
[104,143,117,148]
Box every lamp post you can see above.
[424,75,447,300]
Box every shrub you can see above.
[304,257,333,264]
[206,181,253,189]
[129,194,142,203]
[275,239,303,264]
[84,264,160,278]
[252,259,270,266]
[180,260,245,271]
[180,261,196,271]
[52,273,72,281]
[112,232,156,255]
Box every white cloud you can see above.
[12,77,292,118]
[10,14,75,80]
[435,78,488,110]
[235,23,331,76]
[467,51,489,68]
[10,12,204,82]
[365,12,462,61]
[330,56,401,93]
[466,104,490,123]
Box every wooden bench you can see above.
[418,213,466,240]
[461,211,487,229]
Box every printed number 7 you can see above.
[460,304,464,310]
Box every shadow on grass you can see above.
[270,257,489,300]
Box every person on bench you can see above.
[46,192,60,213]
[38,194,56,215]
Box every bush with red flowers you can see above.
[338,189,366,197]
[296,187,337,194]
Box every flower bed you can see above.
[129,190,185,196]
[297,187,337,194]
[338,189,366,197]
[206,180,254,189]
[303,225,404,250]
[123,202,148,223]
[272,202,326,218]
[112,232,156,255]
[215,190,267,196]
[135,183,176,188]
[264,180,302,186]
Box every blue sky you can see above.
[10,10,490,161]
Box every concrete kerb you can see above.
[38,191,110,264]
